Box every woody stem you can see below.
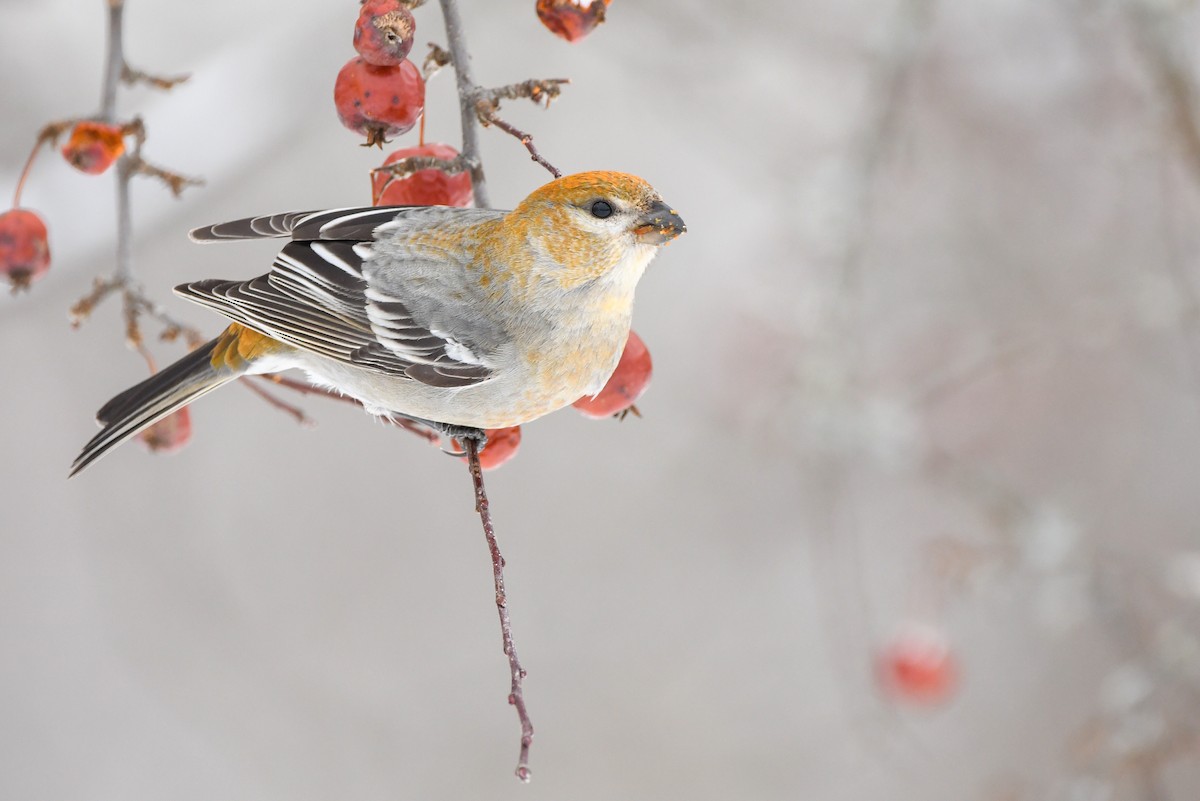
[464,438,534,783]
[100,0,125,123]
[12,138,42,209]
[438,0,490,208]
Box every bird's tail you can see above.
[71,331,247,476]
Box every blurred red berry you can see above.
[536,0,611,43]
[573,329,652,419]
[138,407,193,455]
[334,56,425,147]
[354,0,416,66]
[0,209,51,293]
[372,143,473,206]
[876,625,958,705]
[455,426,522,470]
[61,121,126,175]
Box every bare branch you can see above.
[464,438,534,783]
[125,291,205,348]
[439,0,489,207]
[480,78,569,108]
[466,79,569,178]
[68,278,120,327]
[244,379,316,427]
[130,156,204,197]
[435,2,540,778]
[66,7,206,359]
[121,63,190,91]
[99,1,125,122]
[475,103,562,179]
[12,120,77,207]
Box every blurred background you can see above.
[3,0,1200,798]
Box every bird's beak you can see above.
[632,200,686,245]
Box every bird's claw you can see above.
[433,423,487,457]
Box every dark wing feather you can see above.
[189,211,319,242]
[176,226,497,386]
[189,207,429,243]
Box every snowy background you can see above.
[4,0,1200,799]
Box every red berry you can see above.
[61,121,126,175]
[0,209,51,293]
[138,407,193,455]
[334,56,425,147]
[372,143,473,206]
[573,329,652,419]
[876,625,958,705]
[455,426,522,470]
[536,0,611,43]
[354,0,416,66]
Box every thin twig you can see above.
[372,154,467,178]
[121,63,190,91]
[471,79,569,178]
[130,156,204,197]
[464,438,534,783]
[130,295,204,347]
[64,6,205,359]
[480,78,569,107]
[475,104,562,179]
[244,379,315,427]
[370,154,468,204]
[12,121,76,207]
[68,278,119,326]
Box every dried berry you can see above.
[0,209,51,292]
[355,0,416,66]
[536,0,611,43]
[61,121,126,175]
[138,407,193,454]
[372,143,473,206]
[573,329,651,419]
[334,57,424,147]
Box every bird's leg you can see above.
[391,413,488,455]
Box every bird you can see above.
[70,170,685,476]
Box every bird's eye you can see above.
[590,200,614,219]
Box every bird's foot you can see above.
[438,424,487,457]
[392,414,486,456]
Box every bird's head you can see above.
[503,171,686,291]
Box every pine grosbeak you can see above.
[71,170,685,474]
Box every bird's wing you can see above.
[178,206,509,388]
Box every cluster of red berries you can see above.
[1,117,190,451]
[1,121,128,293]
[335,0,425,148]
